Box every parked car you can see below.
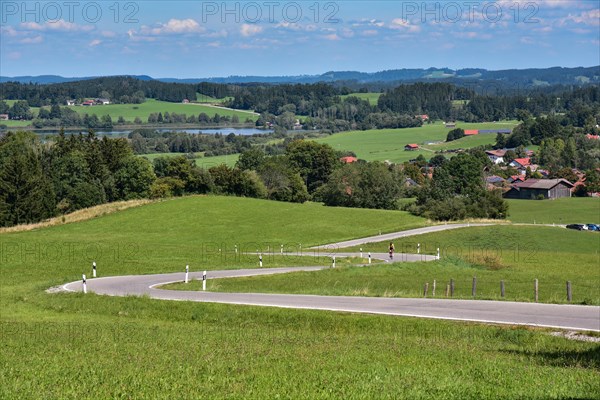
[586,224,600,231]
[566,224,586,231]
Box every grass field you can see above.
[202,225,600,305]
[340,92,382,105]
[316,121,518,163]
[507,197,600,224]
[141,152,240,167]
[68,99,258,123]
[1,197,599,398]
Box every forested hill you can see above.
[2,66,598,86]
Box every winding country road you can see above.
[59,224,600,332]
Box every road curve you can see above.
[311,223,493,250]
[62,268,600,332]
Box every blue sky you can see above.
[1,1,599,77]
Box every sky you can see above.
[1,0,599,78]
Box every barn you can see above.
[503,179,574,200]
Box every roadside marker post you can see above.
[259,254,263,268]
[82,274,87,294]
[432,280,436,297]
[332,256,336,268]
[202,271,207,291]
[368,252,372,264]
[185,265,189,284]
[235,245,238,254]
[436,248,440,260]
[280,244,283,255]
[417,243,420,254]
[360,248,363,258]
[92,261,97,278]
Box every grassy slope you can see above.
[340,92,382,105]
[316,121,518,163]
[68,99,257,122]
[205,225,600,304]
[141,152,240,167]
[1,197,598,398]
[507,197,600,224]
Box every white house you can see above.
[66,99,76,106]
[485,149,506,165]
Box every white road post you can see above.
[417,244,420,254]
[185,265,189,284]
[235,245,238,254]
[259,254,263,268]
[202,271,207,291]
[82,274,87,294]
[332,256,336,268]
[92,261,97,278]
[436,248,440,260]
[280,244,283,255]
[360,248,363,258]
[368,252,372,264]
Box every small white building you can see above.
[66,99,76,106]
[485,149,506,165]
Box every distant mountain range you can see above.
[2,66,598,86]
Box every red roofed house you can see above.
[586,134,600,140]
[504,179,574,200]
[464,130,479,136]
[340,156,358,164]
[404,144,419,151]
[507,175,525,184]
[509,158,531,168]
[416,114,429,121]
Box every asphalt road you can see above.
[310,223,493,250]
[62,267,600,332]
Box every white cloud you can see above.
[140,19,205,35]
[324,33,341,41]
[7,51,22,60]
[19,35,43,44]
[561,9,600,26]
[89,39,102,47]
[276,22,318,32]
[21,20,93,32]
[240,24,263,37]
[390,18,421,33]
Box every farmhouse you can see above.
[464,130,478,136]
[182,99,190,104]
[82,100,94,106]
[415,114,429,121]
[340,156,358,164]
[0,114,8,121]
[404,144,419,151]
[504,179,574,200]
[485,149,506,164]
[66,99,76,106]
[586,134,600,140]
[445,122,456,128]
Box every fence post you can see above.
[534,279,539,303]
[472,277,477,298]
[432,280,436,297]
[566,281,572,303]
[450,279,455,297]
[423,283,429,298]
[445,284,450,297]
[500,280,505,298]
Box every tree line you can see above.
[1,131,508,228]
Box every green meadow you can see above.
[68,99,258,123]
[340,92,382,105]
[315,121,518,163]
[204,225,600,305]
[141,152,240,167]
[1,197,598,398]
[507,197,600,224]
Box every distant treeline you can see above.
[1,77,599,133]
